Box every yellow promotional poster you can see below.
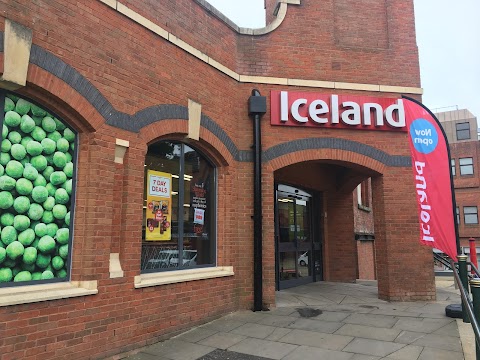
[146,170,172,241]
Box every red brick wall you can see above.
[0,0,428,358]
[325,190,358,281]
[372,169,436,301]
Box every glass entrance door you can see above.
[275,184,317,290]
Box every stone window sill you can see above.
[358,204,372,212]
[134,266,234,288]
[0,281,98,307]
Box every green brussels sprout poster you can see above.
[0,93,75,284]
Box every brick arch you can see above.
[19,65,101,133]
[264,137,411,174]
[266,148,388,175]
[139,119,234,167]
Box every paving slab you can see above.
[275,294,307,307]
[411,333,463,352]
[265,328,293,341]
[316,304,372,314]
[319,292,347,303]
[277,328,353,350]
[335,323,402,342]
[370,309,422,318]
[341,296,379,305]
[256,314,298,327]
[342,338,405,357]
[124,352,169,360]
[432,321,460,337]
[393,317,453,333]
[223,311,266,324]
[393,330,426,344]
[415,303,452,315]
[293,295,337,306]
[282,345,354,360]
[417,346,464,360]
[384,345,423,359]
[287,318,344,333]
[230,323,277,339]
[142,340,215,360]
[198,333,247,350]
[313,310,351,322]
[350,355,380,360]
[200,319,245,333]
[268,307,299,317]
[342,313,398,328]
[227,338,298,360]
[174,327,218,343]
[197,349,271,360]
[418,312,451,319]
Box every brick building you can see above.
[436,109,480,254]
[0,0,433,358]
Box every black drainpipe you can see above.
[249,89,267,312]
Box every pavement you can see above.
[118,277,475,360]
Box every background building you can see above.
[436,109,480,267]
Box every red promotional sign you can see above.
[403,97,458,259]
[270,91,407,131]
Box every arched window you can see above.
[0,92,77,285]
[141,141,215,272]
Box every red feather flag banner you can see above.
[403,96,459,260]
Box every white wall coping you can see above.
[0,280,98,307]
[134,266,234,288]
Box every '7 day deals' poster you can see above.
[146,170,172,241]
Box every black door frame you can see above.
[274,183,323,290]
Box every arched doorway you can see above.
[273,159,379,290]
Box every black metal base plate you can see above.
[445,303,463,318]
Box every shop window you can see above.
[456,122,470,141]
[451,159,456,176]
[459,157,474,176]
[356,178,371,211]
[141,141,215,272]
[464,207,478,224]
[0,92,77,286]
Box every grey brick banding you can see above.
[263,138,411,167]
[1,36,410,167]
[1,37,246,161]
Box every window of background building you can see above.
[141,141,215,272]
[1,92,77,286]
[451,159,456,176]
[456,122,471,140]
[456,207,460,225]
[464,206,479,224]
[459,157,474,175]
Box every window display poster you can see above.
[146,170,172,241]
[192,181,207,234]
[194,208,205,225]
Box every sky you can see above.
[206,0,480,121]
